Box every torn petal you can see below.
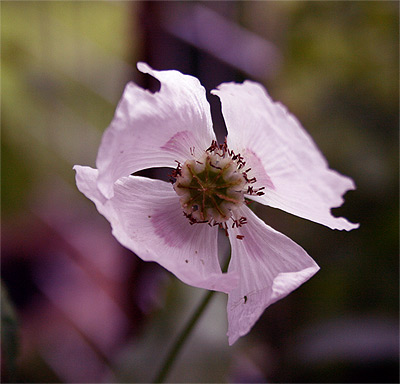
[96,63,215,198]
[213,81,358,231]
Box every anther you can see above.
[173,139,266,229]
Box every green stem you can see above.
[153,254,230,383]
[153,289,216,383]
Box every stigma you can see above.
[172,140,264,227]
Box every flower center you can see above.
[174,153,246,224]
[172,140,262,228]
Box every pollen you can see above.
[172,140,262,227]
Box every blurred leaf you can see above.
[1,282,19,381]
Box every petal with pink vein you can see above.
[97,63,215,198]
[212,81,358,231]
[226,205,319,345]
[74,165,238,293]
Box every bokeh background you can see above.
[1,1,398,383]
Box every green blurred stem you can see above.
[153,289,216,383]
[153,254,230,383]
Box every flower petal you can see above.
[212,81,358,231]
[97,63,215,198]
[74,165,237,293]
[226,205,319,345]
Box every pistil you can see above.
[172,140,264,227]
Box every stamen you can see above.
[173,139,266,230]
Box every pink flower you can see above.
[74,63,358,345]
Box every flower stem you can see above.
[153,289,216,383]
[153,252,230,383]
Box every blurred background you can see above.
[1,1,398,382]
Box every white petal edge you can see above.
[96,63,216,198]
[74,165,238,293]
[212,81,359,231]
[226,205,320,345]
